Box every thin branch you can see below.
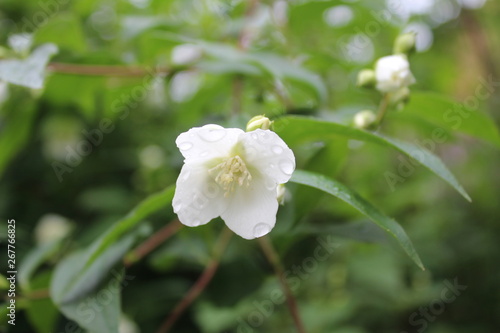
[375,93,391,126]
[156,227,233,333]
[124,219,183,267]
[258,236,307,333]
[47,62,172,77]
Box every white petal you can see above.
[240,129,295,185]
[220,178,278,239]
[176,125,244,163]
[173,164,228,227]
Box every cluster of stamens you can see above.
[209,155,252,197]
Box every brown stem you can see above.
[156,227,233,333]
[47,62,172,77]
[460,10,497,78]
[124,219,183,267]
[375,93,391,127]
[238,0,260,50]
[258,236,307,333]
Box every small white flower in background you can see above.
[171,44,202,65]
[353,110,377,130]
[375,54,416,93]
[8,33,33,55]
[172,125,295,239]
[35,214,72,245]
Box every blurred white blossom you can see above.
[375,55,415,93]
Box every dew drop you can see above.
[179,142,193,151]
[272,145,283,154]
[198,126,226,142]
[279,159,294,175]
[191,219,201,227]
[269,163,275,169]
[181,169,191,181]
[251,133,259,140]
[253,223,271,238]
[173,203,182,212]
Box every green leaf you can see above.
[50,186,175,332]
[25,272,59,333]
[290,169,424,270]
[197,41,327,102]
[87,185,175,266]
[0,93,37,178]
[0,43,58,89]
[18,240,64,291]
[52,256,124,333]
[275,116,471,201]
[395,92,500,147]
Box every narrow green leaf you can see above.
[394,92,500,147]
[87,185,175,266]
[290,169,424,270]
[275,116,471,201]
[0,43,58,89]
[25,272,59,333]
[18,239,63,291]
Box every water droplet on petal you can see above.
[198,126,226,142]
[253,223,271,238]
[251,133,258,140]
[181,170,191,181]
[279,159,294,175]
[191,219,201,227]
[173,203,182,212]
[272,145,283,154]
[264,178,276,190]
[179,142,193,151]
[269,163,275,169]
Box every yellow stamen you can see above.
[209,155,252,197]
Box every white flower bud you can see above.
[356,69,376,88]
[353,110,377,130]
[246,115,273,132]
[375,55,416,93]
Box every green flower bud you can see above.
[277,184,286,205]
[389,87,411,106]
[353,110,377,130]
[246,115,273,132]
[393,32,417,55]
[356,69,376,88]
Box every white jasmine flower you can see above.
[375,55,416,93]
[172,125,295,239]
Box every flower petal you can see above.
[220,179,278,239]
[172,163,228,227]
[240,129,295,185]
[176,125,244,163]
